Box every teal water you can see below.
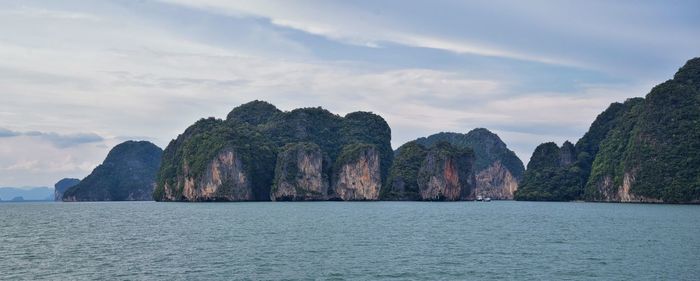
[1,201,698,280]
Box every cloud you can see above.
[158,0,700,78]
[160,0,582,67]
[0,0,696,186]
[0,128,20,137]
[0,6,101,21]
[0,135,116,186]
[0,128,104,148]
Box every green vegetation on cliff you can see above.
[156,101,392,201]
[514,141,583,201]
[226,100,282,125]
[413,129,524,180]
[271,142,329,196]
[154,117,276,201]
[65,141,162,201]
[516,57,700,203]
[588,58,700,202]
[383,140,475,200]
[382,141,428,200]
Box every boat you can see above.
[476,195,483,201]
[484,197,491,202]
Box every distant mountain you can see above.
[54,178,80,201]
[516,57,700,203]
[383,128,524,200]
[63,141,163,201]
[0,187,53,201]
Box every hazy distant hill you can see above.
[0,187,53,201]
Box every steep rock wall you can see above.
[417,143,475,201]
[473,161,518,199]
[271,143,328,201]
[331,145,381,200]
[163,148,254,201]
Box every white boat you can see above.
[484,197,491,202]
[476,195,483,201]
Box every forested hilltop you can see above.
[154,101,393,201]
[515,57,700,203]
[63,141,162,201]
[382,129,524,200]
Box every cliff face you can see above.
[54,178,80,201]
[588,173,662,203]
[271,143,329,201]
[412,129,523,199]
[417,142,475,201]
[63,141,162,201]
[155,101,391,202]
[331,144,381,200]
[558,141,576,167]
[473,161,518,200]
[163,148,254,201]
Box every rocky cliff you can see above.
[405,128,523,199]
[169,148,254,201]
[473,161,518,200]
[516,57,700,203]
[330,144,381,200]
[63,141,162,201]
[271,142,329,201]
[54,178,80,201]
[155,101,391,202]
[417,142,475,201]
[383,141,476,201]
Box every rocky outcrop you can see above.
[411,129,524,200]
[473,161,518,200]
[417,142,475,201]
[558,141,576,167]
[63,141,162,201]
[589,172,662,203]
[331,144,381,200]
[54,178,80,201]
[155,101,392,202]
[165,148,254,202]
[271,143,329,201]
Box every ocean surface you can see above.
[1,201,698,280]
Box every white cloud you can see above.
[0,6,101,21]
[159,0,584,67]
[0,136,118,186]
[1,0,688,185]
[0,128,104,148]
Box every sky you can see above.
[0,0,698,187]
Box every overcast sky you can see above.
[1,0,698,187]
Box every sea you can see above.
[1,201,698,280]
